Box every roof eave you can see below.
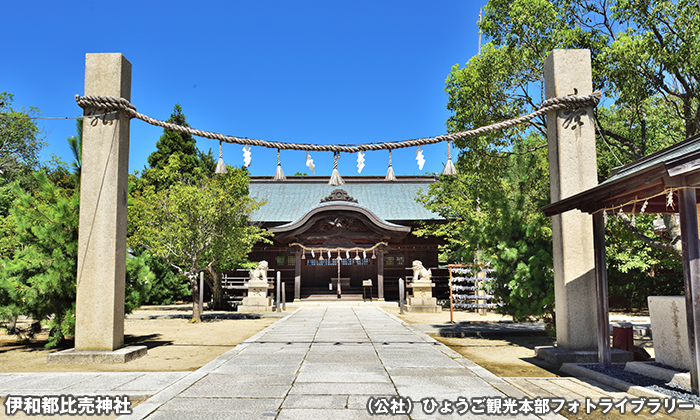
[269,202,411,236]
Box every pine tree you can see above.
[0,171,153,347]
[0,172,80,347]
[147,104,199,185]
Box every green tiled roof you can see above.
[602,133,700,186]
[248,176,443,224]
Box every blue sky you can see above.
[2,1,484,178]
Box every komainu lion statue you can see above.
[412,260,432,283]
[248,261,269,284]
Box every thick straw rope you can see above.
[75,91,601,152]
[290,242,387,253]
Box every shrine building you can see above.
[246,175,445,302]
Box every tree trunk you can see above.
[664,213,683,254]
[205,265,226,310]
[190,274,201,323]
[618,213,682,256]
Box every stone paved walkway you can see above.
[121,306,563,419]
[9,307,668,419]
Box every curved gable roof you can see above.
[269,201,411,238]
[248,175,443,224]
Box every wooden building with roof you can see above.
[244,175,445,302]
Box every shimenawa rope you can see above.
[74,91,601,153]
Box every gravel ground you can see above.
[584,364,700,407]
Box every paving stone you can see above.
[0,374,50,392]
[192,373,297,386]
[281,394,348,409]
[306,343,375,350]
[347,395,374,410]
[302,354,381,364]
[386,367,476,377]
[295,370,391,383]
[180,383,291,398]
[115,372,189,392]
[395,385,506,402]
[145,411,278,420]
[299,362,386,374]
[380,358,462,369]
[159,397,282,411]
[4,373,96,391]
[212,364,301,375]
[288,382,397,396]
[62,373,145,392]
[390,375,492,389]
[277,408,403,419]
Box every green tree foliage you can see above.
[197,148,216,176]
[421,0,698,319]
[125,250,155,314]
[0,96,44,262]
[0,172,153,347]
[146,104,199,188]
[134,105,220,198]
[0,92,46,183]
[131,248,190,305]
[418,137,555,326]
[448,0,698,174]
[128,155,270,321]
[0,172,78,347]
[66,118,82,183]
[605,214,684,310]
[0,98,151,347]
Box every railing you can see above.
[220,269,275,302]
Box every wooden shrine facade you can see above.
[245,176,445,301]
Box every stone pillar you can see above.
[75,54,131,351]
[294,251,301,302]
[377,251,385,301]
[545,49,598,350]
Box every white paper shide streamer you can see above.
[305,152,315,174]
[242,145,252,167]
[357,151,365,174]
[415,146,425,171]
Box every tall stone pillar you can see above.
[294,251,301,302]
[545,50,598,350]
[377,251,385,301]
[75,54,131,351]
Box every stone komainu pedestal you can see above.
[406,282,441,313]
[238,281,274,312]
[238,261,273,312]
[405,260,441,312]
